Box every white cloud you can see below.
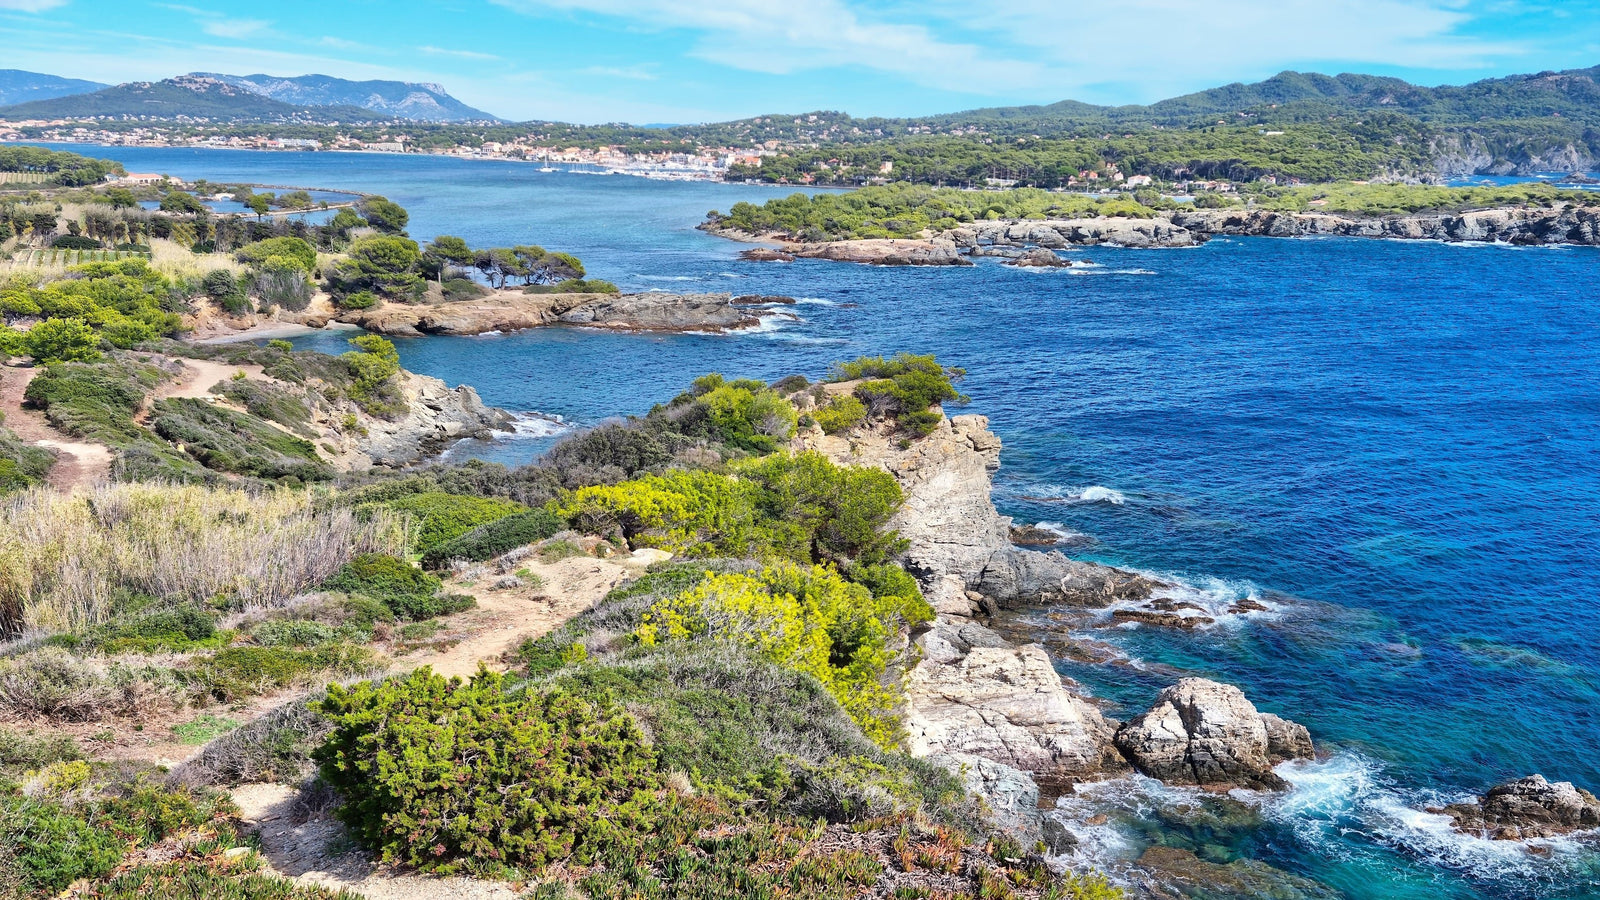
[0,0,68,10]
[489,0,1525,103]
[419,45,502,61]
[489,0,1047,93]
[201,18,271,39]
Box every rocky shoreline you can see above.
[799,403,1598,868]
[197,290,795,341]
[724,203,1600,266]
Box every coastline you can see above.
[716,203,1600,265]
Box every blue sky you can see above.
[2,0,1598,123]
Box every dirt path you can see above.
[404,553,644,679]
[0,364,112,489]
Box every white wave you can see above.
[1079,485,1126,504]
[474,329,503,337]
[727,314,796,336]
[1268,754,1596,885]
[1067,268,1157,276]
[1033,521,1087,542]
[716,271,747,278]
[635,274,700,281]
[795,297,837,305]
[507,412,571,438]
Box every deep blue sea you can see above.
[41,145,1600,899]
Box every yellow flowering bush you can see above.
[633,562,931,747]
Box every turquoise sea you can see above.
[40,145,1600,899]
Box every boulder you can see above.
[359,373,514,468]
[1003,248,1075,268]
[1441,775,1600,840]
[1113,678,1313,790]
[738,247,796,262]
[906,639,1124,786]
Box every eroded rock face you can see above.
[929,751,1042,841]
[340,292,766,336]
[359,373,513,467]
[1113,678,1314,791]
[1442,775,1600,840]
[1003,248,1075,268]
[907,637,1124,785]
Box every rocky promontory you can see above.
[795,397,1313,838]
[714,202,1600,266]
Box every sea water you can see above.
[43,145,1600,898]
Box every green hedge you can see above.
[320,553,472,620]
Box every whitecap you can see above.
[1067,268,1157,276]
[795,297,837,305]
[1268,755,1597,886]
[727,314,796,336]
[635,274,700,281]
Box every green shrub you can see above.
[249,619,341,648]
[340,334,405,417]
[813,394,867,434]
[94,779,226,845]
[559,469,765,557]
[0,727,81,781]
[236,236,317,273]
[320,554,470,620]
[383,491,525,552]
[315,668,666,873]
[22,317,102,363]
[736,450,908,566]
[266,339,294,352]
[673,373,798,453]
[151,397,331,482]
[0,797,124,895]
[830,354,967,437]
[439,278,485,302]
[419,508,564,568]
[50,235,101,250]
[213,379,315,436]
[0,426,55,494]
[78,603,224,654]
[187,644,374,702]
[336,290,378,310]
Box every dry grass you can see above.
[148,238,245,280]
[0,483,406,634]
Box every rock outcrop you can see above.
[789,238,972,266]
[1113,678,1314,791]
[1003,248,1076,268]
[908,640,1125,788]
[356,372,513,468]
[950,217,1201,250]
[1440,775,1600,840]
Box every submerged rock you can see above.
[1113,678,1314,791]
[738,247,796,262]
[1441,775,1600,840]
[1135,846,1343,900]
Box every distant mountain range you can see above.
[0,71,498,123]
[0,70,108,107]
[194,73,499,122]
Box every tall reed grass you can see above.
[0,483,405,634]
